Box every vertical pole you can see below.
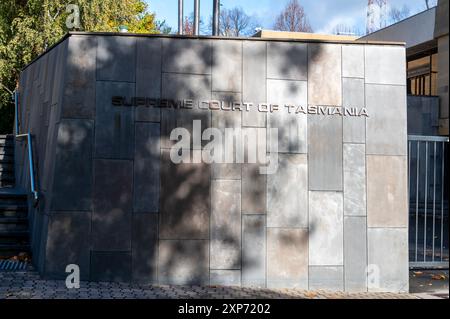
[441,142,445,261]
[213,0,220,36]
[423,141,428,261]
[14,91,19,134]
[194,0,200,35]
[415,141,420,262]
[27,133,37,200]
[432,141,436,261]
[178,0,184,35]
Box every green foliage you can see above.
[0,0,160,133]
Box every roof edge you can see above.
[20,31,405,72]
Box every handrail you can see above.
[408,135,449,142]
[13,92,39,203]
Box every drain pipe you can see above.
[212,0,220,36]
[178,0,184,35]
[194,0,200,35]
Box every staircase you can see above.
[0,135,14,187]
[0,135,30,258]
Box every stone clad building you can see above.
[14,32,409,292]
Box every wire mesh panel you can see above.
[408,135,449,268]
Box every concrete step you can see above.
[0,216,28,224]
[0,156,14,163]
[0,244,30,258]
[0,181,14,188]
[0,203,27,211]
[0,149,14,155]
[0,190,27,200]
[0,230,29,240]
[0,210,28,219]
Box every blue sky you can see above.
[147,0,437,34]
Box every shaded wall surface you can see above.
[16,33,408,292]
[407,96,440,135]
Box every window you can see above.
[407,53,438,96]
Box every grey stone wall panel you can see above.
[132,213,158,282]
[343,144,366,216]
[267,154,308,228]
[344,216,367,291]
[365,46,406,85]
[267,42,307,80]
[267,228,308,288]
[62,35,96,119]
[342,45,364,78]
[365,84,407,156]
[44,212,91,280]
[162,38,212,74]
[308,44,342,106]
[158,240,209,285]
[309,191,344,266]
[91,251,132,282]
[368,228,409,292]
[367,155,408,227]
[308,116,343,191]
[96,36,136,82]
[212,40,242,92]
[95,81,135,159]
[159,150,210,239]
[211,180,241,269]
[242,41,266,127]
[92,159,133,251]
[343,78,365,143]
[242,215,266,287]
[267,79,308,153]
[136,37,162,122]
[51,119,93,211]
[134,122,160,213]
[309,266,344,291]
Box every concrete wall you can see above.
[435,0,449,135]
[16,33,409,292]
[407,95,440,135]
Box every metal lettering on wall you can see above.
[112,96,369,117]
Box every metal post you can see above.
[178,0,184,35]
[424,141,428,261]
[432,141,436,261]
[26,133,38,201]
[415,141,420,262]
[194,0,200,35]
[14,91,19,134]
[441,142,445,261]
[213,0,220,36]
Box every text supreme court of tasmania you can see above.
[15,32,409,292]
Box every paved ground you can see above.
[409,269,449,299]
[0,270,422,299]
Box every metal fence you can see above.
[408,135,449,268]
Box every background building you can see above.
[360,0,449,137]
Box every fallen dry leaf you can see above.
[431,274,446,280]
[304,291,318,298]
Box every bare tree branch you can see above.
[273,0,312,32]
[215,7,257,37]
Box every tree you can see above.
[216,7,258,37]
[273,0,312,32]
[182,13,206,35]
[0,0,160,133]
[156,20,172,34]
[389,4,410,24]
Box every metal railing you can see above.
[408,135,448,268]
[13,91,39,203]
